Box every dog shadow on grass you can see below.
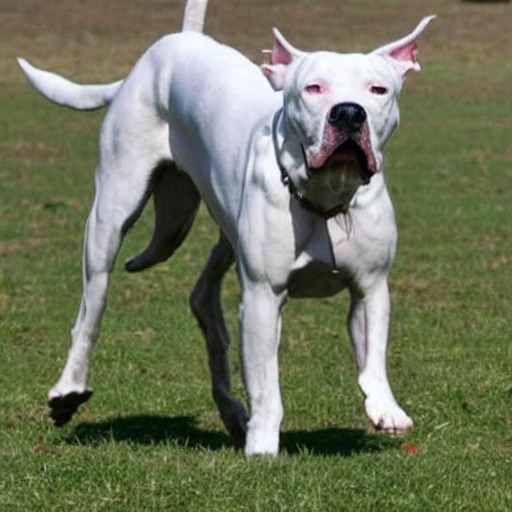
[65,414,399,456]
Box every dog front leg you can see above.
[239,282,286,456]
[348,280,413,434]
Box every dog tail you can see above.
[182,0,209,33]
[17,0,208,110]
[16,58,122,111]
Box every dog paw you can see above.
[244,413,281,456]
[364,397,413,435]
[244,427,280,456]
[219,399,249,450]
[48,390,93,427]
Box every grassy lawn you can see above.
[1,0,511,510]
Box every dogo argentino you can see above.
[18,3,435,455]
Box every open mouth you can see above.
[310,139,373,185]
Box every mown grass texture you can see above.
[1,0,512,510]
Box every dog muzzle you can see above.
[272,107,377,219]
[305,102,378,184]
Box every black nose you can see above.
[328,102,367,132]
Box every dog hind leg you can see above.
[189,232,249,448]
[48,153,165,426]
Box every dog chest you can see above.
[287,208,396,299]
[287,260,349,298]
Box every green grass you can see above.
[1,0,512,510]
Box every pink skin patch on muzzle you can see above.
[306,120,378,175]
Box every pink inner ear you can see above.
[272,38,292,65]
[390,40,418,64]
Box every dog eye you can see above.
[305,84,323,95]
[370,85,388,95]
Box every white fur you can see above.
[182,0,209,32]
[18,9,434,455]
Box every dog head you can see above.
[262,16,435,214]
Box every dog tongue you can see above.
[330,148,360,164]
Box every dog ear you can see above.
[261,28,306,91]
[371,15,435,76]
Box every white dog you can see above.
[19,0,434,456]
